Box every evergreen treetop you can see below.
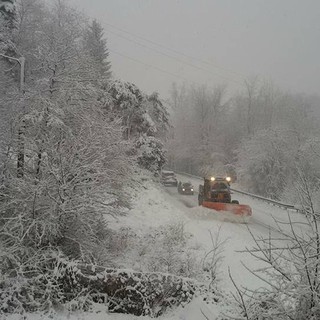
[83,19,111,78]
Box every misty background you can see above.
[72,0,320,97]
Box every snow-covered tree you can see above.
[136,135,166,173]
[168,77,320,200]
[0,0,20,177]
[106,80,168,173]
[282,137,320,209]
[0,0,16,43]
[0,0,131,284]
[168,83,229,175]
[0,0,186,316]
[83,19,111,78]
[231,161,320,319]
[0,0,17,76]
[107,80,153,139]
[0,0,15,16]
[236,127,297,198]
[147,92,170,138]
[234,79,319,197]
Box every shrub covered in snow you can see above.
[229,205,320,319]
[135,135,166,174]
[108,222,207,282]
[0,255,210,317]
[236,127,294,199]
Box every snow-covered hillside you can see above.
[4,172,314,320]
[106,172,309,318]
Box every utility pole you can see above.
[0,53,26,177]
[19,56,25,93]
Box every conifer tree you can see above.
[83,19,111,78]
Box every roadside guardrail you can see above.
[230,188,296,210]
[175,170,298,211]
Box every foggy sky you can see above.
[71,0,320,98]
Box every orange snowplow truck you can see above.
[198,177,252,216]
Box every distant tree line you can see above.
[169,77,320,320]
[168,78,320,202]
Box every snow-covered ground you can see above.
[8,174,310,320]
[104,173,308,318]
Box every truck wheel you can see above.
[231,200,239,204]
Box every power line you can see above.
[109,48,189,82]
[106,28,243,85]
[104,22,246,80]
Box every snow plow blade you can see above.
[202,201,252,216]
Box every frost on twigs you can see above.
[227,145,320,319]
[109,222,203,279]
[0,257,210,318]
[64,265,204,317]
[0,221,219,317]
[228,209,320,318]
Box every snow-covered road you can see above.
[101,174,310,319]
[165,174,309,292]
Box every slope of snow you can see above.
[7,174,310,319]
[106,178,184,231]
[174,173,310,291]
[103,176,276,316]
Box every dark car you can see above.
[178,182,194,195]
[161,170,178,186]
